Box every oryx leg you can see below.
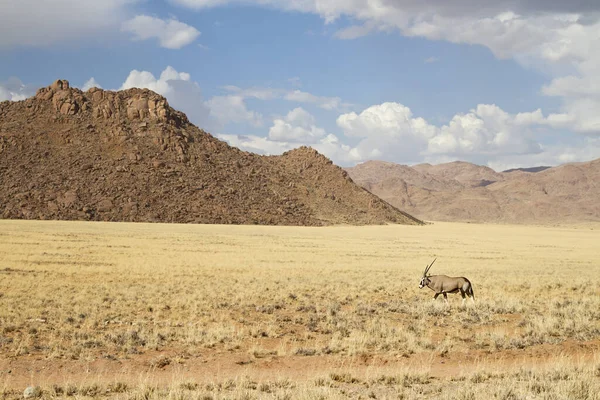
[433,293,440,301]
[460,289,466,306]
[443,292,449,305]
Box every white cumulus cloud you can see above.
[218,131,362,165]
[82,78,102,91]
[337,102,438,140]
[218,106,362,164]
[206,95,264,127]
[121,66,190,94]
[268,107,326,142]
[0,77,36,101]
[119,66,211,127]
[122,15,201,49]
[427,104,542,156]
[333,102,555,164]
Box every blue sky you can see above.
[1,0,600,170]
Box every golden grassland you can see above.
[0,219,599,399]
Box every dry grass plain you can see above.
[0,219,599,399]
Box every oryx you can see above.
[419,258,475,305]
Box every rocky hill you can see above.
[346,159,600,224]
[0,80,422,226]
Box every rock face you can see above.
[346,159,600,224]
[0,80,422,226]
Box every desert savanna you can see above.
[1,219,598,399]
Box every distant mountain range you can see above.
[346,159,600,224]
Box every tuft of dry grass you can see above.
[0,363,598,399]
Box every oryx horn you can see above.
[424,257,437,276]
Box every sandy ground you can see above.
[1,339,598,389]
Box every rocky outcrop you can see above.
[33,79,172,122]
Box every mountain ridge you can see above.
[0,80,422,226]
[346,158,600,224]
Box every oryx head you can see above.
[419,258,436,289]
